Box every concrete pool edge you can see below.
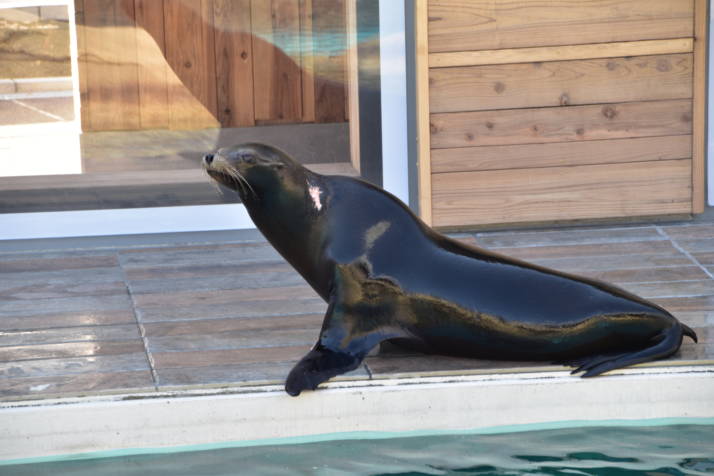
[2,365,714,464]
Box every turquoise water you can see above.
[3,424,713,475]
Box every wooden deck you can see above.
[0,220,712,401]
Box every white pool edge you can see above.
[2,366,714,465]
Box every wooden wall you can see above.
[74,0,347,131]
[417,0,708,228]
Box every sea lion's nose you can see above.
[203,153,214,165]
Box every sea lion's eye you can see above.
[240,153,256,164]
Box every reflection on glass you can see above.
[0,6,73,126]
[0,0,378,216]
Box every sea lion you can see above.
[203,143,698,396]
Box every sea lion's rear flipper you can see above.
[571,323,691,378]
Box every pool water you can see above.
[3,424,713,475]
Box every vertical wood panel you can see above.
[299,0,316,122]
[311,0,346,123]
[214,0,255,127]
[134,0,169,129]
[692,0,708,213]
[251,0,303,122]
[164,0,218,129]
[74,0,90,131]
[82,0,140,131]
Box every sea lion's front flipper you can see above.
[284,300,371,397]
[285,302,391,397]
[285,265,408,396]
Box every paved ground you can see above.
[0,97,73,126]
[0,220,712,401]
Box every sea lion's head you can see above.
[202,143,304,202]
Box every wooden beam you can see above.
[415,0,432,225]
[692,0,708,213]
[430,99,693,149]
[430,53,693,114]
[431,136,692,174]
[432,160,692,228]
[427,0,694,53]
[345,0,360,172]
[430,39,694,69]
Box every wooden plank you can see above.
[134,0,169,129]
[0,340,145,363]
[0,309,135,333]
[300,0,316,122]
[429,39,694,68]
[0,354,149,379]
[416,0,432,225]
[138,297,326,322]
[82,0,140,131]
[133,284,317,308]
[164,0,219,130]
[431,136,692,174]
[251,0,303,122]
[432,159,692,227]
[345,0,360,172]
[74,0,90,131]
[0,324,139,347]
[430,53,693,113]
[428,0,694,53]
[214,0,255,127]
[0,371,154,398]
[311,0,346,122]
[692,0,708,213]
[430,99,693,149]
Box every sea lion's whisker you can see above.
[226,167,255,197]
[204,173,223,193]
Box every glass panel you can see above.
[0,4,81,183]
[0,6,73,125]
[0,0,379,216]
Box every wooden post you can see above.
[345,0,360,173]
[415,0,432,225]
[692,0,708,213]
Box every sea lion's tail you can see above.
[681,323,698,343]
[572,322,694,378]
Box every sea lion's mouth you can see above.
[207,169,239,189]
[206,168,255,197]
